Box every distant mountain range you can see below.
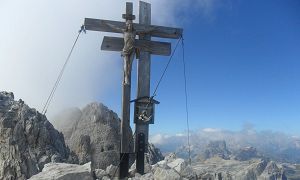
[151,128,300,164]
[1,90,299,179]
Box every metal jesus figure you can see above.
[122,20,136,85]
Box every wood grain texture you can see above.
[84,18,183,39]
[135,1,151,175]
[101,36,171,56]
[126,2,133,15]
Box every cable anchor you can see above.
[79,25,86,34]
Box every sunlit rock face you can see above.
[53,102,134,170]
[196,140,231,161]
[28,154,291,180]
[146,143,164,165]
[52,102,165,171]
[0,91,71,180]
[234,146,261,161]
[28,162,93,180]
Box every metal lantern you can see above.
[132,96,159,124]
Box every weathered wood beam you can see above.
[123,2,135,20]
[84,18,183,39]
[126,2,133,15]
[135,1,151,175]
[101,36,171,56]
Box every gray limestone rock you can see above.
[146,143,164,165]
[106,164,118,178]
[75,135,91,165]
[259,161,287,180]
[153,167,181,180]
[51,107,82,145]
[94,168,108,179]
[193,157,288,180]
[234,146,260,161]
[53,103,163,171]
[167,158,187,174]
[58,103,134,170]
[164,152,177,163]
[202,140,231,160]
[28,162,93,180]
[0,91,71,180]
[180,165,197,180]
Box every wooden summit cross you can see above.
[84,1,182,178]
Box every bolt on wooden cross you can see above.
[84,1,182,178]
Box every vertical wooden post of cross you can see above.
[135,1,151,175]
[83,1,182,177]
[119,2,136,179]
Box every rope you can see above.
[41,25,85,115]
[181,35,192,165]
[152,36,183,97]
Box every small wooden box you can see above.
[132,96,159,124]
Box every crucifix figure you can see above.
[83,1,183,178]
[122,20,135,85]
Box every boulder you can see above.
[94,168,107,179]
[155,160,169,169]
[167,158,187,174]
[140,172,154,180]
[0,91,72,180]
[106,164,118,178]
[180,165,197,180]
[164,152,177,163]
[153,167,181,180]
[28,162,93,180]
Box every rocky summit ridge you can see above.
[0,92,73,180]
[51,103,164,170]
[29,153,290,180]
[1,91,299,180]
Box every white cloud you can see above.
[0,0,222,118]
[175,133,186,137]
[202,128,221,132]
[149,134,165,144]
[151,128,300,157]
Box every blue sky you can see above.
[147,0,300,135]
[1,0,299,136]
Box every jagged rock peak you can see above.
[234,146,260,161]
[202,140,231,160]
[0,91,72,180]
[52,102,165,170]
[56,102,134,169]
[146,143,164,165]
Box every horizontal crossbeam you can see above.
[101,36,171,56]
[84,18,183,39]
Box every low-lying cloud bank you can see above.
[0,0,227,118]
[150,127,300,163]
